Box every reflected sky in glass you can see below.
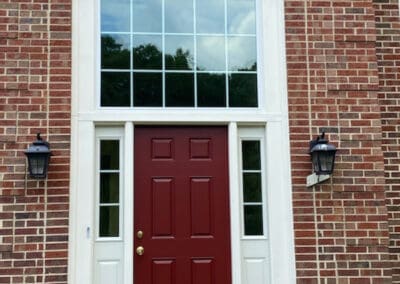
[228,36,257,71]
[196,0,225,34]
[165,36,194,70]
[197,36,225,71]
[133,36,162,69]
[101,0,130,32]
[227,0,256,34]
[132,0,162,32]
[165,0,193,33]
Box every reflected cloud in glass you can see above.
[165,0,193,33]
[132,0,162,32]
[197,36,226,71]
[101,0,130,32]
[227,0,256,34]
[228,36,257,71]
[196,0,225,34]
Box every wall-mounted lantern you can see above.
[25,133,52,179]
[307,132,337,187]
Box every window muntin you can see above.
[98,140,121,238]
[240,140,264,236]
[100,0,258,108]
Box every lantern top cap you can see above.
[309,132,337,153]
[25,133,51,154]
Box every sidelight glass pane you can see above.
[165,0,193,33]
[165,36,194,70]
[242,140,260,170]
[100,173,120,204]
[100,206,120,237]
[243,173,262,202]
[132,0,162,32]
[133,72,162,107]
[227,0,256,35]
[196,0,225,34]
[133,36,162,70]
[244,205,263,236]
[197,36,226,71]
[228,36,257,72]
[165,73,194,107]
[101,72,131,107]
[100,140,120,170]
[229,73,258,107]
[101,0,130,32]
[197,73,226,107]
[101,34,130,69]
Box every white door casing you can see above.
[69,0,296,283]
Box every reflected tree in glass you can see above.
[101,35,130,69]
[165,48,194,70]
[229,72,258,107]
[133,43,162,70]
[101,72,131,107]
[197,73,226,107]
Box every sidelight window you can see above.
[98,140,121,238]
[240,139,265,236]
[100,0,258,108]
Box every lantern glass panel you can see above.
[319,152,334,173]
[29,155,47,176]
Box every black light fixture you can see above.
[25,133,52,179]
[309,132,337,175]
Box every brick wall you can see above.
[0,1,71,283]
[285,0,392,282]
[0,0,398,283]
[373,0,400,282]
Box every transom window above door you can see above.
[100,0,258,108]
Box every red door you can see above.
[134,126,231,284]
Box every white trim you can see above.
[68,121,95,284]
[266,122,296,283]
[123,122,134,284]
[228,122,242,284]
[69,0,296,282]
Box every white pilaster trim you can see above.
[266,122,296,283]
[228,122,242,284]
[123,122,134,284]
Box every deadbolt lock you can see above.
[137,230,143,239]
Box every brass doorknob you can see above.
[136,246,144,256]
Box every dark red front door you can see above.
[134,126,231,284]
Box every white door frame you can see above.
[69,0,296,282]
